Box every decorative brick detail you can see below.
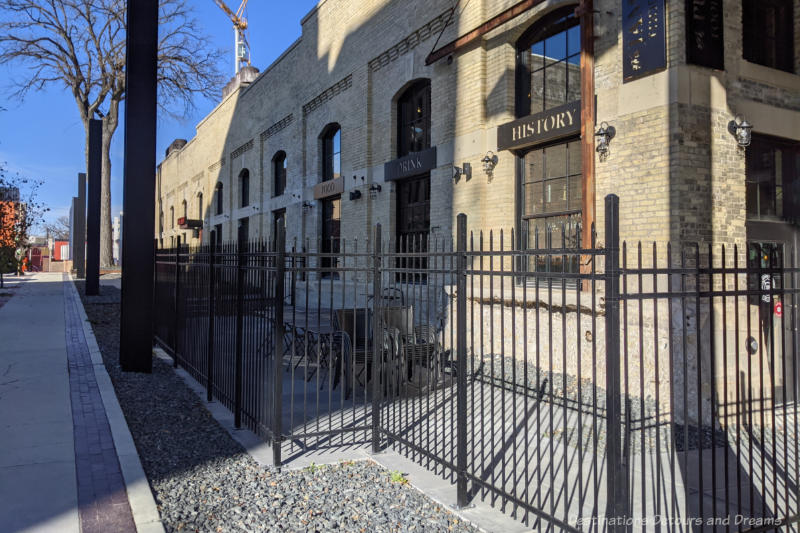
[368,9,454,72]
[302,75,353,115]
[260,114,294,141]
[231,139,254,160]
[191,171,204,183]
[208,158,225,172]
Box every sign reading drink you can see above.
[384,146,437,182]
[313,176,344,199]
[497,101,580,151]
[686,0,724,70]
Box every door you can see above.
[396,174,430,283]
[321,196,340,277]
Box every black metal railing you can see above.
[153,195,800,532]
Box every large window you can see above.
[746,134,800,222]
[239,169,250,207]
[321,125,341,181]
[743,0,794,72]
[215,182,223,215]
[273,151,287,197]
[516,6,580,118]
[320,125,341,274]
[397,80,431,157]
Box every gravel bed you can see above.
[76,281,478,533]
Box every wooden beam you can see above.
[580,0,595,289]
[425,0,547,65]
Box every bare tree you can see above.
[44,215,71,240]
[0,0,224,266]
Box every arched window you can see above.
[215,182,223,215]
[397,79,431,157]
[273,151,287,197]
[159,211,164,233]
[239,169,250,207]
[170,206,175,228]
[321,125,341,182]
[516,6,580,118]
[197,192,203,218]
[181,199,187,220]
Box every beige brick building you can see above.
[156,0,800,266]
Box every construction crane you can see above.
[213,0,250,74]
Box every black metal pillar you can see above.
[371,224,383,454]
[604,194,628,529]
[272,225,285,468]
[85,120,102,295]
[120,0,158,372]
[74,173,87,278]
[455,213,469,508]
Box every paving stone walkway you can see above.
[63,274,136,533]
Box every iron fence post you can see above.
[604,194,627,529]
[456,213,469,508]
[207,235,216,403]
[371,224,383,454]
[173,245,180,368]
[234,241,245,429]
[273,225,286,468]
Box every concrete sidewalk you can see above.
[0,273,162,533]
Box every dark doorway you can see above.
[272,208,286,243]
[396,173,430,283]
[237,217,249,247]
[321,197,340,277]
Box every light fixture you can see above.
[302,201,314,213]
[369,183,382,199]
[453,162,472,182]
[728,115,753,148]
[349,189,362,201]
[481,151,498,177]
[594,122,616,161]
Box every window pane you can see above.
[525,149,543,182]
[524,181,542,216]
[567,61,581,103]
[545,32,567,63]
[568,141,582,175]
[530,69,544,113]
[544,61,567,109]
[567,25,580,56]
[568,174,582,211]
[545,143,567,178]
[544,177,568,212]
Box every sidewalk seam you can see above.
[68,276,165,533]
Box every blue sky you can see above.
[0,0,318,230]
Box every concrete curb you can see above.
[68,276,165,533]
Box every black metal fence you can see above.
[154,196,800,532]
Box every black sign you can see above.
[623,0,666,82]
[497,101,581,151]
[384,147,437,182]
[686,0,724,70]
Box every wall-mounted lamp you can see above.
[369,183,382,199]
[728,115,753,148]
[594,121,616,161]
[453,162,472,182]
[349,189,362,201]
[481,151,498,178]
[302,201,314,214]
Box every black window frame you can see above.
[239,169,250,208]
[215,182,223,215]
[321,125,341,182]
[743,0,795,73]
[273,151,287,197]
[746,133,800,223]
[397,79,432,157]
[515,5,581,119]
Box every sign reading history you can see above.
[384,146,437,182]
[313,176,344,199]
[622,0,666,82]
[497,101,581,152]
[685,0,724,70]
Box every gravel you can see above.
[76,280,478,533]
